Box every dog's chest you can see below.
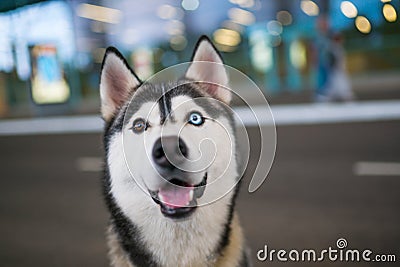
[139,214,225,267]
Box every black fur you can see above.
[215,172,242,258]
[158,87,172,124]
[238,248,250,267]
[191,35,224,62]
[121,81,233,128]
[101,46,142,85]
[103,127,159,267]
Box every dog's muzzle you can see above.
[148,172,207,219]
[149,135,208,218]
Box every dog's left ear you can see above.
[100,47,142,121]
[185,36,231,104]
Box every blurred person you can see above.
[315,16,354,102]
[314,16,331,101]
[315,32,354,102]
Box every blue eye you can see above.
[188,112,204,126]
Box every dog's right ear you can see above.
[100,47,141,121]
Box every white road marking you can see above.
[76,157,103,172]
[0,115,103,136]
[0,100,399,136]
[353,162,400,176]
[235,100,400,126]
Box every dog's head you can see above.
[101,36,239,220]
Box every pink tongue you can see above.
[159,186,193,208]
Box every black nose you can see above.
[152,136,188,170]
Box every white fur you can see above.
[106,95,239,266]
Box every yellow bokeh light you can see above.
[301,0,319,16]
[213,29,241,47]
[290,41,307,70]
[355,16,371,34]
[76,3,122,24]
[340,1,358,18]
[383,4,397,22]
[228,7,256,26]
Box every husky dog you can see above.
[100,36,249,267]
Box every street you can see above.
[0,120,399,267]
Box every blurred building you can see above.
[0,0,399,117]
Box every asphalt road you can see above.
[0,120,399,267]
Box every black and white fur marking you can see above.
[100,36,250,267]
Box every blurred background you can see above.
[0,0,399,115]
[0,0,399,266]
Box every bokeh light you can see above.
[267,20,283,36]
[383,4,397,22]
[228,7,256,26]
[181,0,199,11]
[300,0,319,17]
[276,10,293,26]
[340,1,358,19]
[213,28,241,46]
[355,16,372,34]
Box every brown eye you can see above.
[131,118,147,134]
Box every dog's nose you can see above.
[152,136,188,170]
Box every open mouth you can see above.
[149,173,207,219]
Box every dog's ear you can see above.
[185,36,231,104]
[100,47,141,121]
